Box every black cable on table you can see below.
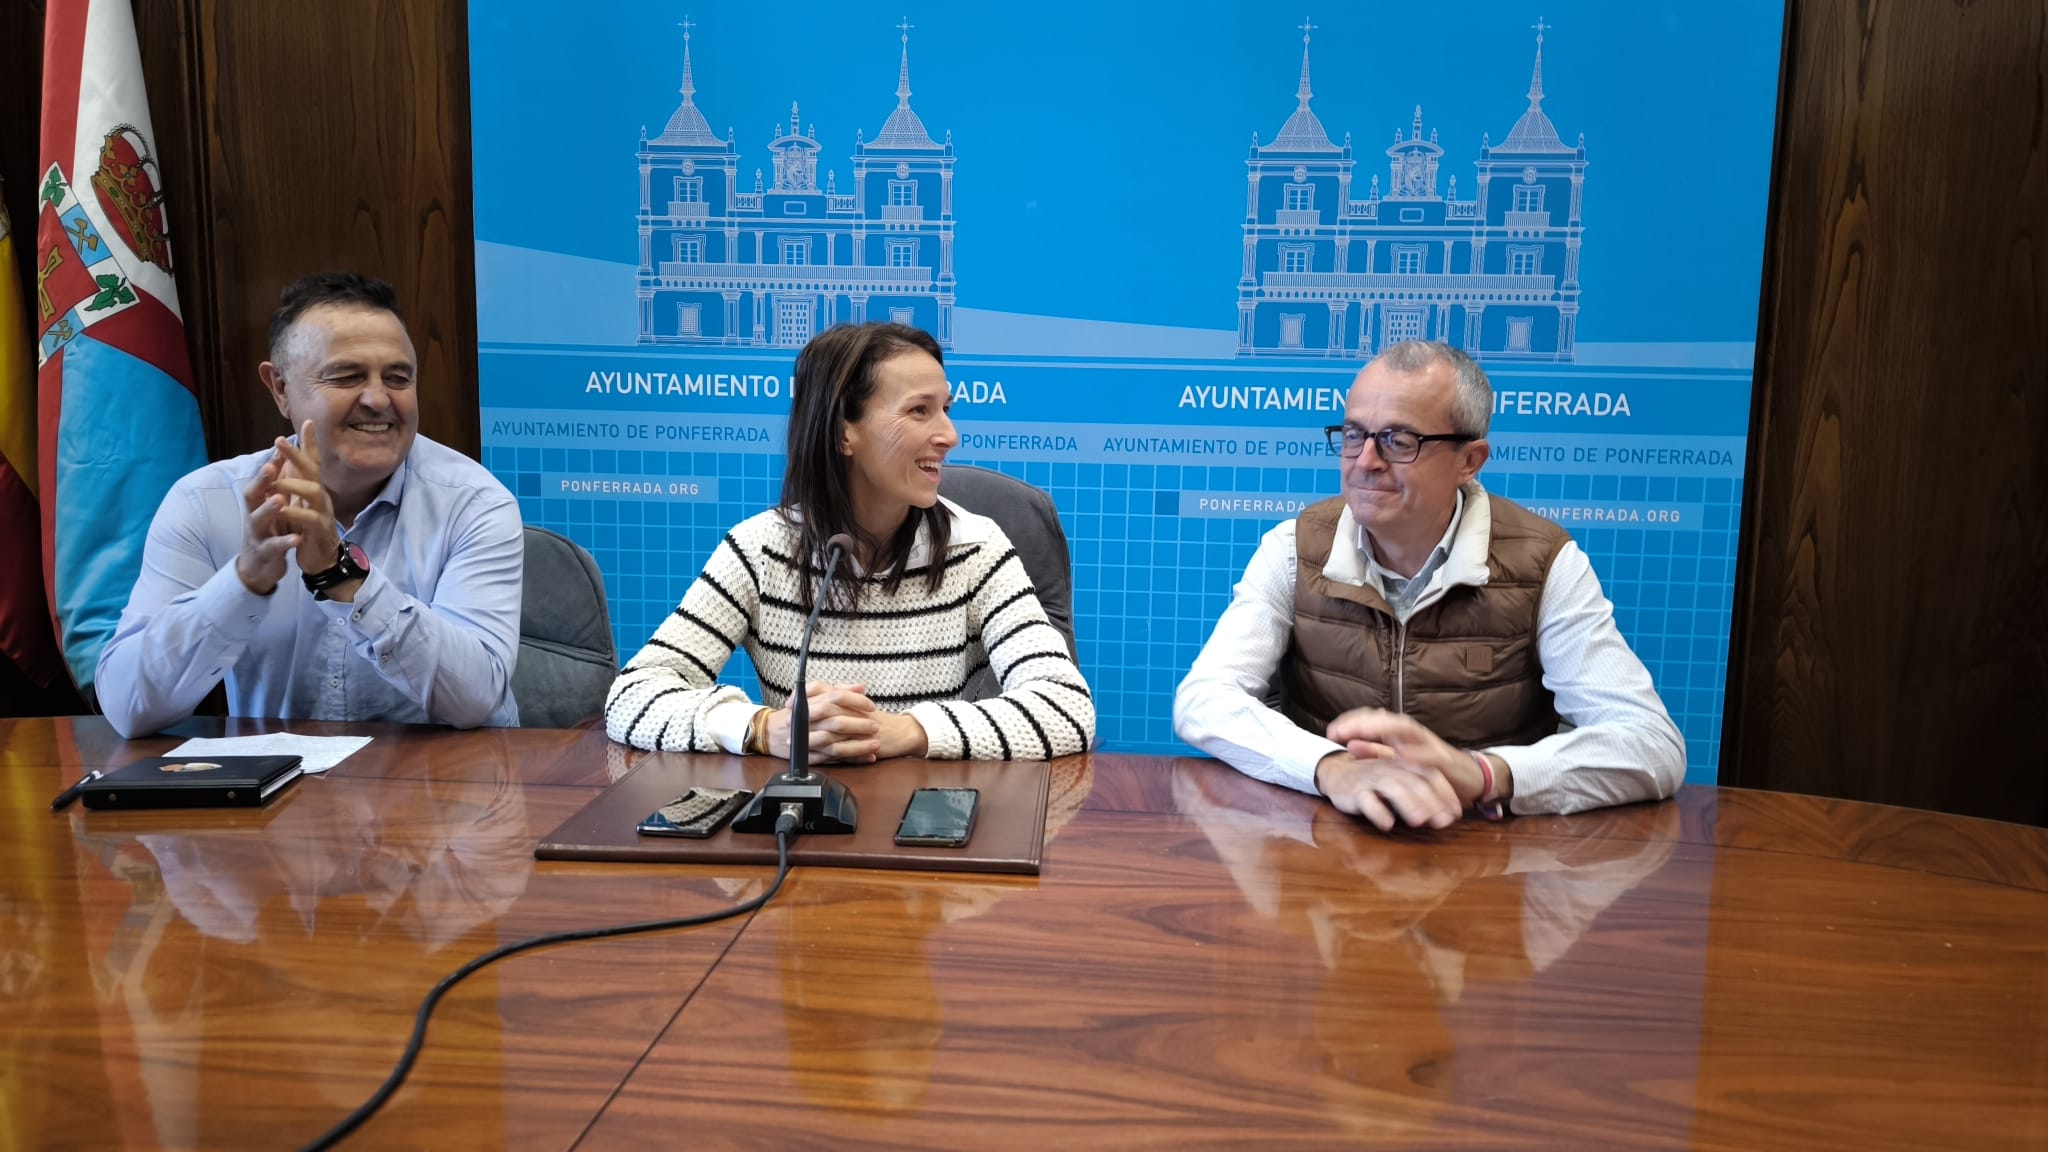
[296,815,800,1152]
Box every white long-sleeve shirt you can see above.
[1173,485,1684,815]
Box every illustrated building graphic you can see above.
[1238,21,1586,361]
[637,20,956,348]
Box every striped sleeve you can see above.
[909,542,1094,760]
[604,533,755,750]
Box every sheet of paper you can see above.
[164,734,373,774]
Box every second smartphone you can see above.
[893,787,979,847]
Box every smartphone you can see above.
[637,787,752,838]
[893,787,979,848]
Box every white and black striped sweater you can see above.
[604,502,1094,759]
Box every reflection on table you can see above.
[1176,765,1678,1140]
[775,757,1094,1119]
[4,719,2047,1152]
[63,744,531,1145]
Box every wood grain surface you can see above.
[4,718,752,1151]
[6,720,2047,1150]
[183,0,480,461]
[1729,0,2048,820]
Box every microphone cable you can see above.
[296,809,803,1152]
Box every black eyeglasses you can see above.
[1323,424,1476,463]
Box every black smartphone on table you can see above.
[636,787,752,838]
[894,787,979,847]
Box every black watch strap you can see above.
[302,541,368,598]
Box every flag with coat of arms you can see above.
[36,0,207,691]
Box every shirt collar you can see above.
[286,435,409,523]
[360,453,410,516]
[1325,482,1494,596]
[1353,487,1464,589]
[904,497,994,567]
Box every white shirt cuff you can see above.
[706,698,761,754]
[1489,743,1559,816]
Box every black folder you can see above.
[81,755,305,810]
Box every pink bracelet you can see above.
[1469,750,1505,821]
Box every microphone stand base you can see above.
[731,771,858,835]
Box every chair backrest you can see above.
[513,526,617,728]
[938,465,1076,701]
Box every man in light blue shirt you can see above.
[96,272,521,737]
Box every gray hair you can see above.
[1372,340,1492,438]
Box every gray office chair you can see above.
[512,526,617,728]
[938,465,1077,701]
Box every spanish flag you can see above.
[0,182,65,691]
[36,0,206,690]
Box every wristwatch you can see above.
[303,540,370,600]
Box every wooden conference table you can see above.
[4,717,2046,1151]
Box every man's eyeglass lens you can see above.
[1325,425,1424,462]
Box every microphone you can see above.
[786,533,856,771]
[731,532,860,835]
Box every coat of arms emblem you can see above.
[88,123,172,273]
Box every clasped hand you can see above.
[765,680,928,764]
[1314,708,1496,832]
[235,420,345,597]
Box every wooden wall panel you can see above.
[187,0,479,460]
[1728,0,2048,822]
[2,0,50,324]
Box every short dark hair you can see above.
[779,322,952,609]
[267,272,404,365]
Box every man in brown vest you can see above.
[1174,341,1683,831]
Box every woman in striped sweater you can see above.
[604,323,1093,762]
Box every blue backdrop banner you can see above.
[469,1,1784,777]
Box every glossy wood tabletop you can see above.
[4,717,2046,1150]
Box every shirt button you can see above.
[330,676,341,687]
[351,611,362,622]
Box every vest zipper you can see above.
[1393,618,1407,714]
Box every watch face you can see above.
[343,541,369,572]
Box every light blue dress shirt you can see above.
[96,435,523,737]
